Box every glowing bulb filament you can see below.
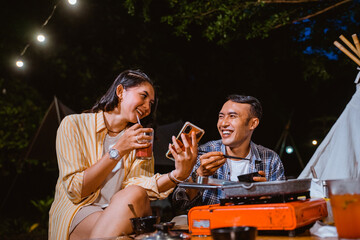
[285,146,294,154]
[68,0,77,5]
[16,60,24,68]
[37,34,46,42]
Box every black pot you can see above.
[139,222,190,240]
[130,216,159,235]
[211,226,257,240]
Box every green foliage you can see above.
[0,216,48,239]
[125,0,353,44]
[0,216,33,235]
[124,0,152,22]
[0,77,45,176]
[30,195,54,231]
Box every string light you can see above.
[14,0,78,69]
[312,140,318,145]
[16,60,24,68]
[68,0,77,5]
[37,34,46,43]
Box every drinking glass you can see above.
[135,131,153,160]
[327,178,360,239]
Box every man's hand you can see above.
[196,151,226,177]
[253,170,266,182]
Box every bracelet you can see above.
[170,170,184,184]
[168,172,178,185]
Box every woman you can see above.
[49,70,198,240]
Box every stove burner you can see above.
[219,191,310,206]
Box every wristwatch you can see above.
[109,148,121,161]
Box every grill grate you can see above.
[219,191,310,206]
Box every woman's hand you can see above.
[113,124,153,156]
[169,132,198,181]
[196,151,226,177]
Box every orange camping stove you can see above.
[188,198,327,236]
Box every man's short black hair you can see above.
[226,94,262,120]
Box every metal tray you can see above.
[178,178,312,198]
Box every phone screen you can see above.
[166,122,205,160]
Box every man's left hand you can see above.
[253,171,266,182]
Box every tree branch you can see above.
[274,0,352,28]
[260,0,321,3]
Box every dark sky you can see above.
[2,0,360,177]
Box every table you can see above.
[170,223,339,240]
[125,229,339,240]
[190,233,338,240]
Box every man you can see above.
[172,94,285,211]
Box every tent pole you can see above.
[279,131,288,159]
[276,115,292,159]
[54,96,61,125]
[288,134,305,169]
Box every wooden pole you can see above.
[339,35,360,58]
[352,34,360,56]
[334,41,360,66]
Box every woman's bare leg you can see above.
[69,212,102,240]
[90,185,152,238]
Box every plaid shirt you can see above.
[172,140,285,211]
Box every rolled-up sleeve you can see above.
[56,117,87,204]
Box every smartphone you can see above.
[237,172,262,182]
[165,121,205,161]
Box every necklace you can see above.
[103,112,122,134]
[107,128,122,134]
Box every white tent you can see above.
[298,83,360,181]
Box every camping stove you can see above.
[188,193,327,236]
[179,179,327,237]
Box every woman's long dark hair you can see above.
[91,69,157,126]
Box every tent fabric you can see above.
[24,96,75,163]
[298,83,360,180]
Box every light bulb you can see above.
[68,0,77,5]
[37,34,46,42]
[16,60,24,68]
[285,146,294,154]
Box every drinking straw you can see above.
[136,114,141,125]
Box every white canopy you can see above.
[298,84,360,180]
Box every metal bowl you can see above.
[211,226,257,240]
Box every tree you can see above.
[125,0,356,44]
[0,77,45,176]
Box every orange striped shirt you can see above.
[48,111,173,240]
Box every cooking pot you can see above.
[138,222,190,240]
[130,215,159,235]
[210,226,257,240]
